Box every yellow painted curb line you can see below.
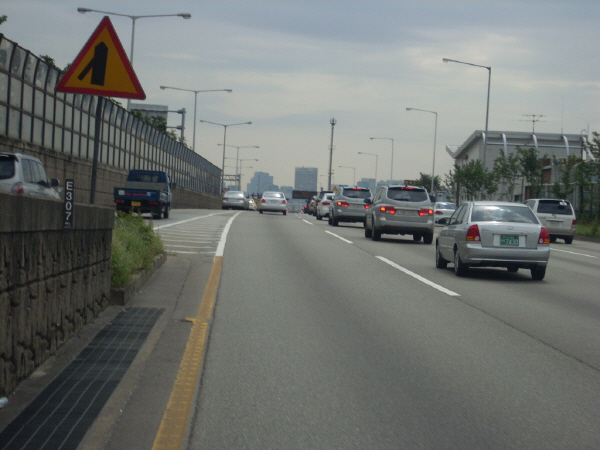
[152,256,222,450]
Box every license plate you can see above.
[397,210,417,216]
[131,201,141,207]
[500,235,520,246]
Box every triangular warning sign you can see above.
[56,16,146,99]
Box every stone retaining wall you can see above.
[0,193,114,396]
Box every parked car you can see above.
[222,190,250,210]
[316,193,334,220]
[0,152,60,199]
[364,185,434,244]
[313,190,333,216]
[329,186,371,226]
[524,198,576,244]
[436,201,550,280]
[433,202,457,224]
[259,191,287,215]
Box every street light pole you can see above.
[328,118,336,190]
[406,108,438,194]
[160,86,232,152]
[338,165,356,185]
[221,146,259,189]
[358,152,378,191]
[370,137,394,181]
[77,8,191,111]
[238,159,258,191]
[199,120,252,191]
[443,57,491,169]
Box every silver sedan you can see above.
[436,201,551,280]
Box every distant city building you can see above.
[247,171,276,196]
[294,167,318,191]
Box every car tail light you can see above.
[364,203,370,209]
[337,201,349,208]
[11,182,24,194]
[466,224,481,241]
[435,210,444,215]
[538,227,550,244]
[322,201,331,206]
[419,208,433,216]
[282,199,287,204]
[380,206,396,214]
[571,219,577,229]
[223,197,229,200]
[261,198,266,203]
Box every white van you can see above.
[0,152,60,200]
[524,198,576,244]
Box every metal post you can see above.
[328,118,336,190]
[90,96,104,204]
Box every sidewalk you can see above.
[0,250,215,450]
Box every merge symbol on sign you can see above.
[77,42,108,86]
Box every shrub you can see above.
[111,213,164,288]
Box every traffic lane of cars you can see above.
[303,211,600,370]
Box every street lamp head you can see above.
[77,7,92,13]
[178,13,192,19]
[406,108,413,111]
[225,90,233,93]
[442,58,449,63]
[160,86,166,90]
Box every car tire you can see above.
[259,210,263,214]
[332,216,339,227]
[454,249,468,277]
[531,266,546,280]
[372,223,382,241]
[564,237,573,244]
[423,232,433,245]
[328,215,333,225]
[364,218,373,238]
[435,243,448,269]
[283,211,287,216]
[163,206,169,219]
[413,233,422,242]
[316,211,322,220]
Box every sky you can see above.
[2,0,599,189]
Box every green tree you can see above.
[551,154,579,200]
[492,150,521,201]
[517,147,544,199]
[454,160,497,201]
[0,15,7,26]
[580,132,600,219]
[415,172,441,193]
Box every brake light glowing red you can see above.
[337,201,349,208]
[282,199,287,204]
[364,204,370,209]
[435,210,444,215]
[261,198,266,203]
[322,201,331,206]
[380,206,396,214]
[419,208,433,216]
[538,227,550,244]
[12,182,24,194]
[466,224,481,241]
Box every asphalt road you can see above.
[187,210,600,449]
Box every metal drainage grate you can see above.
[0,307,164,450]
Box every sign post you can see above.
[56,16,146,204]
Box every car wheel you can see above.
[259,210,263,214]
[435,243,448,269]
[454,249,468,277]
[283,210,287,216]
[531,266,546,280]
[316,211,322,220]
[413,233,422,242]
[564,237,573,244]
[332,216,339,226]
[163,206,169,219]
[372,223,382,241]
[364,217,373,238]
[423,232,433,245]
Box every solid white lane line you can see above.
[325,231,353,244]
[551,248,597,258]
[376,256,460,297]
[152,212,229,230]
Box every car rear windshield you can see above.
[471,205,538,224]
[387,187,428,202]
[436,203,456,210]
[264,192,284,198]
[536,200,574,215]
[342,188,370,199]
[0,156,16,179]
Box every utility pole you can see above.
[328,118,336,190]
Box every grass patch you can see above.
[111,213,164,288]
[577,220,600,239]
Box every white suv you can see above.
[0,152,60,200]
[524,198,576,244]
[365,185,434,244]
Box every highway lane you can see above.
[188,211,600,449]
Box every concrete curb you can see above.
[110,253,168,305]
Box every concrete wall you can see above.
[0,136,221,210]
[0,193,114,397]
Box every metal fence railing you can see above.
[0,33,220,195]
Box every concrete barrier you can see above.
[0,192,114,397]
